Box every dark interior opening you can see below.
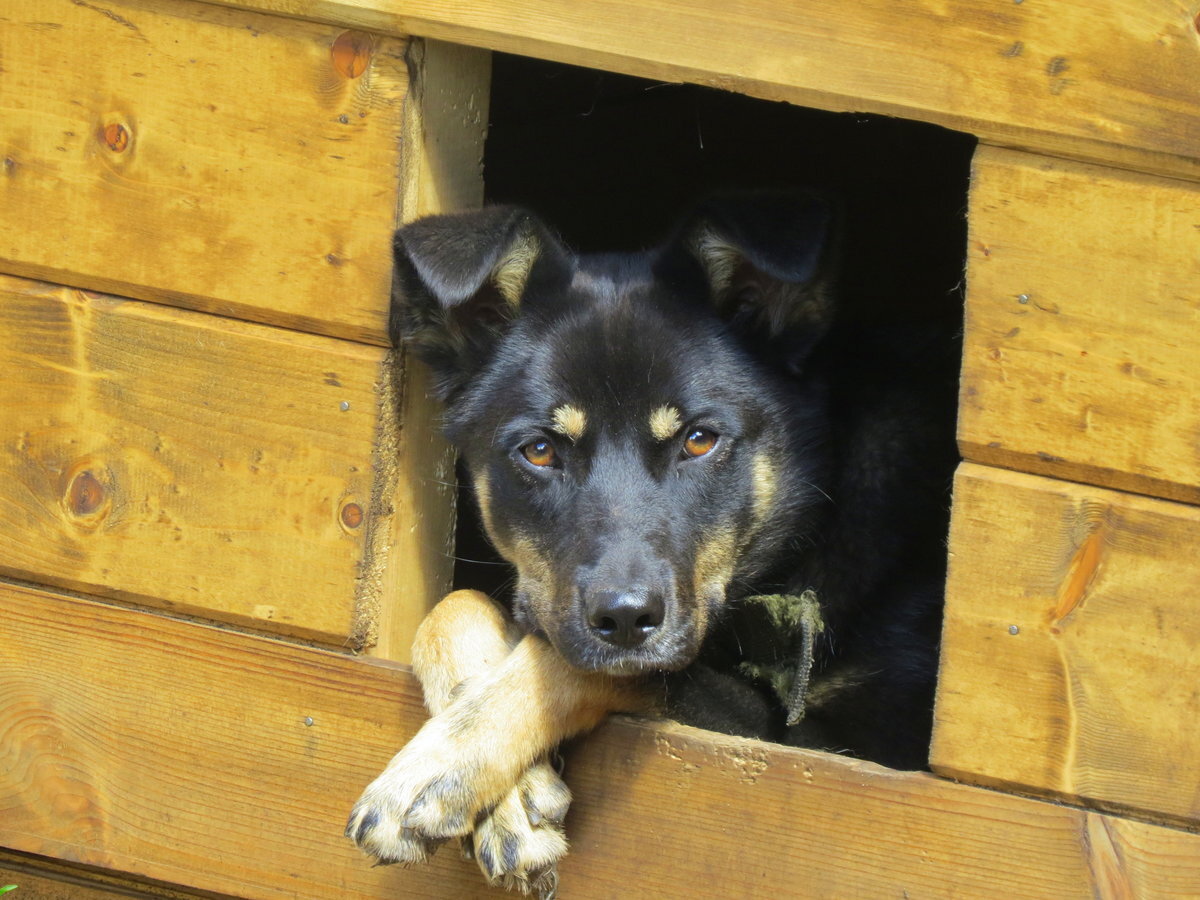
[452,52,975,598]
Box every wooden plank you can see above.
[0,275,388,645]
[196,0,1200,181]
[562,722,1200,900]
[0,582,494,899]
[0,0,409,343]
[959,147,1200,504]
[367,40,489,662]
[5,582,1200,899]
[932,463,1200,827]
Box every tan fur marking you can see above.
[692,528,738,636]
[690,226,740,299]
[648,404,683,442]
[491,228,541,307]
[752,453,778,524]
[411,590,518,712]
[473,472,494,536]
[551,404,587,441]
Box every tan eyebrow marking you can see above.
[551,404,587,441]
[649,405,683,442]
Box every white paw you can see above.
[464,760,571,897]
[346,715,491,863]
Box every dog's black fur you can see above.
[395,193,957,770]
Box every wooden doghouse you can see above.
[2,1,1198,897]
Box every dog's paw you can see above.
[346,716,498,863]
[464,760,571,897]
[344,802,444,867]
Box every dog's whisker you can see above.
[448,555,511,566]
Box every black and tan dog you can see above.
[346,193,956,892]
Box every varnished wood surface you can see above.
[0,275,384,645]
[199,0,1200,180]
[933,463,1200,827]
[960,147,1200,504]
[1,0,409,343]
[5,581,1200,899]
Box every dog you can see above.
[346,192,957,892]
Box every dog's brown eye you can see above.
[683,428,718,458]
[522,439,558,468]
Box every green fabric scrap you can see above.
[736,591,824,726]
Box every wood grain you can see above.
[367,40,490,662]
[0,275,385,645]
[197,0,1200,180]
[0,0,409,342]
[960,147,1200,504]
[0,582,496,899]
[562,721,1200,900]
[5,582,1200,899]
[932,463,1200,826]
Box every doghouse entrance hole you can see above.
[452,52,975,597]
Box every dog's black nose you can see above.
[585,588,665,647]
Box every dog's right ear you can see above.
[391,206,570,400]
[659,191,840,376]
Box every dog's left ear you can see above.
[661,191,838,370]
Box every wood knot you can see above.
[331,31,373,79]
[101,122,130,153]
[65,467,111,523]
[340,500,363,530]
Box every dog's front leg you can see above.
[415,590,573,891]
[347,590,651,880]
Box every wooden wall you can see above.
[3,0,1199,897]
[932,147,1200,830]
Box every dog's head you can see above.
[393,193,836,674]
